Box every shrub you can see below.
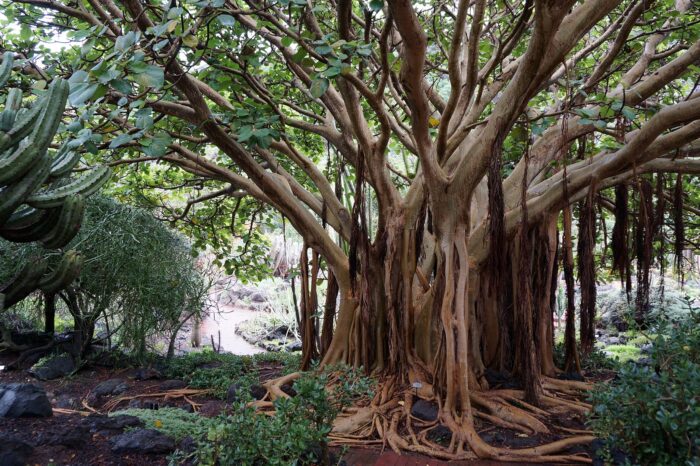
[589,314,700,465]
[190,368,373,466]
[194,373,336,466]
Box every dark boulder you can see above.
[0,383,52,418]
[591,439,633,466]
[250,292,268,303]
[131,367,163,380]
[0,437,33,466]
[92,378,129,398]
[281,383,297,397]
[284,340,302,352]
[29,355,75,381]
[426,424,452,444]
[39,425,88,449]
[557,372,585,382]
[411,399,438,422]
[484,368,521,389]
[82,414,144,434]
[159,379,187,391]
[111,429,176,454]
[250,385,267,400]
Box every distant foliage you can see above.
[589,314,700,465]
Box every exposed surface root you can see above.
[89,388,213,412]
[259,374,596,463]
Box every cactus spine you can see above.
[0,53,111,311]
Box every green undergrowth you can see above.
[189,367,373,466]
[589,313,700,465]
[601,344,641,363]
[164,350,301,398]
[553,342,620,372]
[111,407,212,441]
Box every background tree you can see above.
[1,195,214,359]
[1,0,699,461]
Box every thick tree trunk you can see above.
[319,208,561,388]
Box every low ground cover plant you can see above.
[164,350,301,398]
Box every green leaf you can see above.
[622,106,636,120]
[131,64,164,89]
[109,133,134,149]
[309,78,329,98]
[182,34,199,48]
[369,0,384,11]
[281,36,294,47]
[69,82,98,106]
[315,45,332,55]
[217,14,236,26]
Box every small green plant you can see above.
[589,313,700,465]
[112,407,213,441]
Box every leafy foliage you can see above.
[589,314,700,465]
[194,373,341,466]
[0,195,210,357]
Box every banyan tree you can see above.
[5,0,699,461]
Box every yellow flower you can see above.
[154,419,163,428]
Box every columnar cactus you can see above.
[0,53,111,310]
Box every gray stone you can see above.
[53,393,78,409]
[111,429,175,454]
[636,357,653,366]
[127,399,143,409]
[29,355,75,381]
[159,379,187,391]
[250,292,268,303]
[92,378,129,397]
[411,399,438,421]
[39,425,88,448]
[607,337,620,345]
[250,385,267,400]
[83,414,144,433]
[132,367,162,380]
[0,384,52,418]
[0,437,33,466]
[284,340,302,352]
